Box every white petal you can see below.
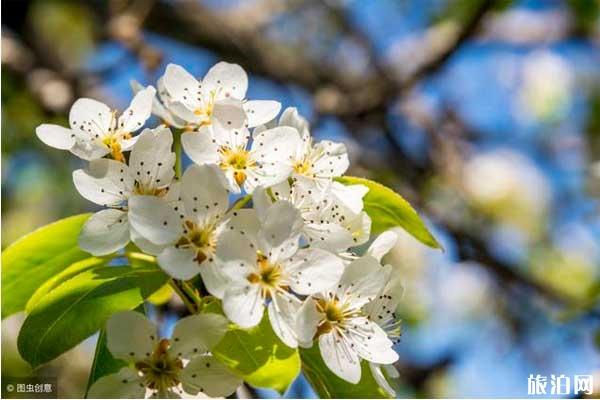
[36,124,75,150]
[180,356,241,397]
[312,140,349,178]
[106,311,158,362]
[157,246,201,280]
[73,159,132,206]
[169,313,229,358]
[129,126,175,190]
[212,98,247,130]
[118,86,156,133]
[199,261,231,299]
[268,293,300,348]
[70,140,110,161]
[181,164,229,220]
[181,129,220,166]
[130,224,166,256]
[163,64,202,112]
[221,208,260,239]
[69,97,111,138]
[279,107,310,138]
[79,209,130,256]
[351,319,398,364]
[251,186,274,221]
[243,100,281,127]
[212,124,250,149]
[287,248,344,295]
[347,211,372,246]
[202,62,248,100]
[330,181,368,215]
[242,163,293,194]
[296,298,321,347]
[215,230,257,279]
[368,230,398,262]
[128,195,182,246]
[339,256,387,308]
[251,126,301,164]
[222,282,264,328]
[319,332,361,384]
[369,363,396,397]
[303,220,354,253]
[257,200,302,259]
[87,367,145,399]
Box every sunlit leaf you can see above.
[336,176,441,249]
[17,265,167,367]
[211,308,301,393]
[2,213,92,318]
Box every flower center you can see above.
[247,253,284,297]
[133,181,169,197]
[314,298,355,337]
[219,146,256,186]
[175,220,217,264]
[193,93,215,127]
[135,339,183,392]
[293,159,313,177]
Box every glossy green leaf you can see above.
[336,176,441,249]
[25,257,105,312]
[17,265,167,367]
[300,346,390,398]
[2,213,92,318]
[212,312,301,394]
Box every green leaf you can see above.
[300,346,391,398]
[212,313,301,394]
[25,257,105,312]
[84,304,146,396]
[2,213,92,318]
[17,265,168,367]
[336,176,441,249]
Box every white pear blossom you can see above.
[216,196,345,348]
[162,62,280,131]
[182,124,298,193]
[36,87,155,161]
[296,256,399,383]
[256,107,350,195]
[87,311,241,399]
[73,126,176,256]
[127,164,254,297]
[254,180,371,253]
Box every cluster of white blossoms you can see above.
[36,62,403,391]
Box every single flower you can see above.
[181,124,298,193]
[73,126,176,256]
[162,62,280,131]
[296,256,399,383]
[87,311,241,399]
[127,164,252,297]
[216,196,345,348]
[36,87,155,161]
[256,107,350,194]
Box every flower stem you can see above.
[169,279,196,314]
[174,129,182,179]
[181,281,203,310]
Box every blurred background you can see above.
[2,0,600,398]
